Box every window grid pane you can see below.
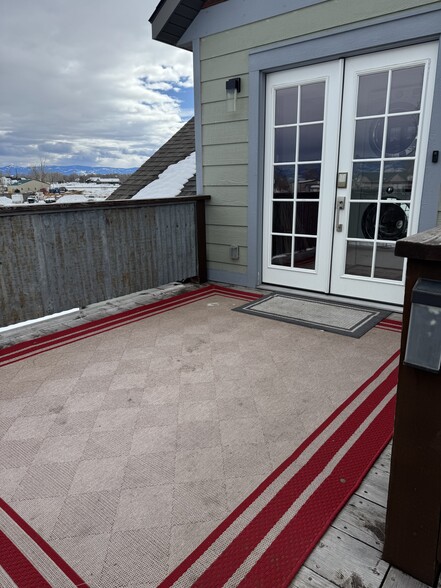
[271,82,324,269]
[346,63,424,282]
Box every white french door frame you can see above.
[262,42,438,305]
[330,42,438,305]
[262,60,343,292]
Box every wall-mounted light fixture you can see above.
[226,78,241,112]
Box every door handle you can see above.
[335,197,346,232]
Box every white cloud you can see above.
[0,0,194,169]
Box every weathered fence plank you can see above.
[0,197,209,327]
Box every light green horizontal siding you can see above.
[203,121,248,145]
[204,165,248,187]
[200,0,440,60]
[204,186,248,206]
[207,244,248,266]
[201,52,248,81]
[202,98,248,125]
[208,260,247,274]
[207,225,248,246]
[206,206,247,226]
[203,144,248,166]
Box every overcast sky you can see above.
[0,0,194,170]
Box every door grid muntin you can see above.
[344,63,426,283]
[270,81,326,272]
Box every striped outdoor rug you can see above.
[159,350,399,588]
[0,285,400,587]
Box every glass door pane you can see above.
[271,82,325,270]
[344,64,424,282]
[263,59,343,292]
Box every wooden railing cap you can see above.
[395,226,441,262]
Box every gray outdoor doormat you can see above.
[233,293,390,338]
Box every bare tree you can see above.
[29,158,48,183]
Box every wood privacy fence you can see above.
[0,196,209,328]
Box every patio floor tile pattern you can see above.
[0,290,402,587]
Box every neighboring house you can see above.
[150,0,441,306]
[108,118,196,200]
[7,180,50,195]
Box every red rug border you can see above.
[0,497,89,587]
[0,529,53,588]
[243,397,396,588]
[375,318,402,333]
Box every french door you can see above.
[262,42,438,305]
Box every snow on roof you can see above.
[132,152,196,200]
[0,197,13,206]
[14,179,50,186]
[57,194,88,204]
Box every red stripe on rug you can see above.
[0,498,89,587]
[380,319,402,325]
[239,397,396,588]
[376,325,402,332]
[191,366,397,588]
[0,530,52,588]
[158,350,399,588]
[0,285,261,366]
[375,318,402,332]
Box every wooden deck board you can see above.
[355,465,389,508]
[289,566,338,587]
[331,496,386,550]
[289,442,439,588]
[302,526,389,588]
[376,444,392,474]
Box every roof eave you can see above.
[149,0,205,49]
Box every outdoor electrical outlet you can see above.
[230,245,240,260]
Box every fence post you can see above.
[195,197,208,284]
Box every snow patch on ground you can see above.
[0,308,80,333]
[57,194,89,203]
[132,152,195,200]
[0,182,119,208]
[55,182,119,199]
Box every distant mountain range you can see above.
[0,165,138,177]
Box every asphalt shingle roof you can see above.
[108,118,196,200]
